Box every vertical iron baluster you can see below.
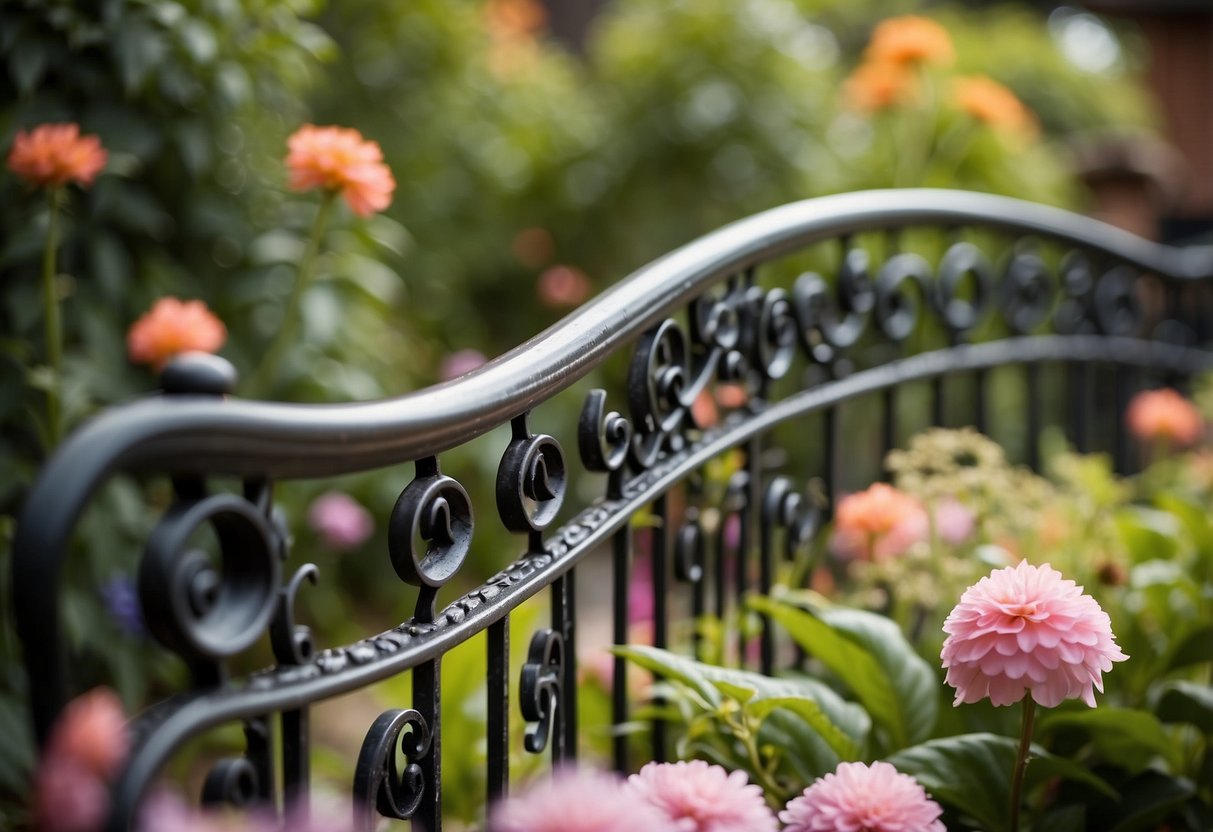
[713,508,727,631]
[973,368,988,434]
[1067,363,1089,453]
[881,388,897,478]
[487,617,509,804]
[651,494,669,762]
[1025,363,1042,471]
[612,528,630,773]
[738,439,759,670]
[824,407,839,515]
[551,571,576,762]
[931,376,945,428]
[759,491,775,677]
[1113,366,1136,474]
[281,709,308,812]
[414,659,441,832]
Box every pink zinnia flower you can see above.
[127,297,227,370]
[7,123,107,188]
[831,484,928,561]
[489,768,668,832]
[934,497,975,546]
[308,491,373,551]
[1125,388,1202,446]
[625,760,778,832]
[286,125,395,217]
[780,761,944,832]
[941,561,1128,707]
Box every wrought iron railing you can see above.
[11,189,1213,830]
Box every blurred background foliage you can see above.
[0,0,1164,824]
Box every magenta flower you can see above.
[941,560,1128,707]
[308,491,373,551]
[439,348,487,381]
[625,760,777,832]
[779,761,945,832]
[489,767,668,832]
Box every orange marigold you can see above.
[953,76,1037,138]
[865,15,954,67]
[844,61,917,112]
[6,123,107,189]
[1126,387,1203,446]
[127,297,227,370]
[285,125,395,217]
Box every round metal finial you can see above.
[161,352,238,396]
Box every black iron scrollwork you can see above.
[792,246,875,366]
[201,757,259,809]
[270,564,319,666]
[674,512,705,585]
[353,708,432,828]
[519,628,564,755]
[1053,251,1095,335]
[936,242,993,339]
[497,413,566,551]
[137,492,283,682]
[1094,264,1142,337]
[762,477,820,559]
[875,253,930,342]
[1001,248,1055,334]
[389,457,473,623]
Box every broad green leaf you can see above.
[1163,624,1213,673]
[1087,771,1195,832]
[888,733,1116,832]
[1038,707,1180,772]
[1155,681,1213,733]
[1115,507,1180,565]
[612,645,721,707]
[748,696,859,761]
[751,596,936,749]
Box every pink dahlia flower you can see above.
[625,760,778,832]
[941,560,1128,707]
[489,768,668,832]
[780,761,944,832]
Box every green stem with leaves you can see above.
[1009,697,1036,832]
[41,187,64,448]
[246,190,337,397]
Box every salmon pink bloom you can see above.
[780,761,944,832]
[127,297,227,370]
[941,561,1127,707]
[490,767,667,832]
[625,760,778,832]
[286,125,395,217]
[7,123,107,188]
[537,264,591,307]
[1126,387,1202,446]
[831,483,928,560]
[953,76,1037,138]
[844,61,917,112]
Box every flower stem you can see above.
[41,188,63,448]
[1009,697,1036,832]
[246,191,336,398]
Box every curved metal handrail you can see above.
[12,188,1213,744]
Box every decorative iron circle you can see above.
[520,628,564,754]
[578,389,632,473]
[1094,265,1143,337]
[138,493,281,663]
[270,564,319,666]
[497,433,567,533]
[690,285,742,352]
[1000,251,1055,334]
[353,708,431,826]
[936,242,993,335]
[628,318,689,435]
[756,288,797,381]
[1053,251,1095,335]
[388,472,473,589]
[875,253,930,342]
[200,757,259,808]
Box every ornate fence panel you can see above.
[11,189,1213,830]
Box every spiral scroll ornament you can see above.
[762,477,819,559]
[270,564,319,666]
[935,242,993,338]
[792,247,875,366]
[389,457,473,623]
[138,493,283,679]
[1000,249,1055,334]
[875,253,930,342]
[353,709,432,828]
[520,628,564,755]
[201,757,260,809]
[1094,264,1142,337]
[497,414,567,547]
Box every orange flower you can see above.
[485,0,546,42]
[285,125,395,217]
[832,483,928,560]
[953,76,1037,138]
[127,297,227,370]
[844,61,917,112]
[6,123,107,189]
[44,687,129,782]
[864,15,954,67]
[1126,388,1203,446]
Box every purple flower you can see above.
[100,575,144,636]
[439,349,487,381]
[626,760,778,832]
[490,767,668,832]
[308,491,373,551]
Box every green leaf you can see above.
[888,733,1116,832]
[750,595,936,749]
[612,645,722,707]
[749,695,859,760]
[111,17,168,94]
[1162,623,1213,673]
[8,35,48,94]
[1087,770,1195,832]
[1155,681,1213,733]
[1038,707,1180,772]
[1115,507,1180,565]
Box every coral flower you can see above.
[844,61,917,112]
[864,16,955,67]
[1126,387,1203,446]
[489,768,668,832]
[127,297,227,370]
[832,483,928,560]
[625,760,778,832]
[780,761,945,832]
[953,76,1037,138]
[286,125,395,217]
[537,264,591,307]
[7,123,107,188]
[941,561,1128,707]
